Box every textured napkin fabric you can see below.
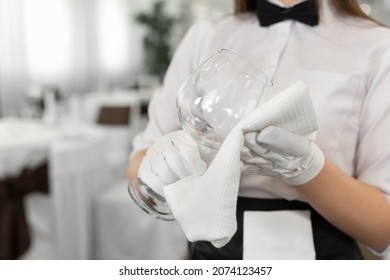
[163,80,319,247]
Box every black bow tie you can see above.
[256,0,319,27]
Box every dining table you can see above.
[0,87,195,260]
[0,117,115,259]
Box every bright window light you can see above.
[96,0,129,74]
[23,0,72,81]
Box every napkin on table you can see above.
[163,80,319,248]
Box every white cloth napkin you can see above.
[163,80,319,247]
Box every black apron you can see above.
[191,196,363,260]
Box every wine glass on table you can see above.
[128,49,273,220]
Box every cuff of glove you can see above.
[366,242,390,257]
[283,145,325,186]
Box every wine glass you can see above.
[128,49,273,220]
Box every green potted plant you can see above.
[135,1,176,82]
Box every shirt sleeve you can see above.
[130,20,213,158]
[355,42,390,203]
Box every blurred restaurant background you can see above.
[0,0,389,260]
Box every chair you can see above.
[92,180,189,259]
[97,106,131,126]
[0,163,49,260]
[89,91,188,259]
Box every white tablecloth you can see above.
[0,118,114,259]
[49,131,111,259]
[0,118,60,178]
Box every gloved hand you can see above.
[138,130,207,196]
[241,126,325,185]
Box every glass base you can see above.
[127,178,174,221]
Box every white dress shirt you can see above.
[132,0,390,203]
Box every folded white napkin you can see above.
[163,80,319,247]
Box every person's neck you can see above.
[280,0,301,5]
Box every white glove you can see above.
[241,126,325,185]
[138,130,207,196]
